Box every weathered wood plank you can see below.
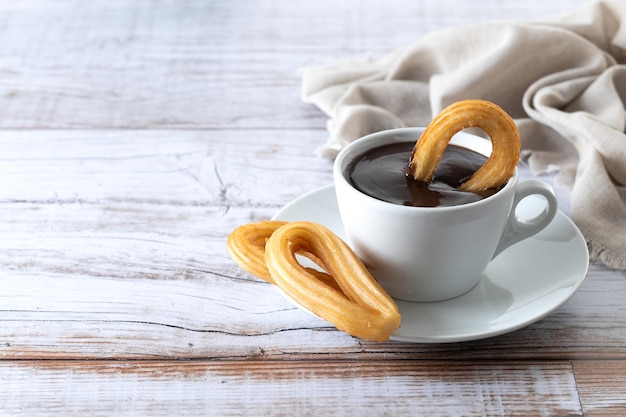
[0,0,591,129]
[573,360,626,417]
[0,129,333,205]
[0,360,583,417]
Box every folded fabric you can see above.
[301,0,626,270]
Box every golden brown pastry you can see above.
[228,221,401,341]
[227,220,286,283]
[264,221,400,342]
[227,221,342,291]
[408,99,521,192]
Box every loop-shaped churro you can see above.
[264,221,401,342]
[227,220,340,291]
[408,99,521,192]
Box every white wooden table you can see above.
[2,1,625,415]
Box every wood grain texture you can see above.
[0,0,592,129]
[0,0,620,415]
[573,360,626,417]
[1,130,625,361]
[0,129,333,204]
[0,360,583,417]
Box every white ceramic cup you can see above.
[333,127,558,302]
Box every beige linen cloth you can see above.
[301,0,626,270]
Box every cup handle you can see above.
[492,180,558,260]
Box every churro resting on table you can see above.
[227,221,401,342]
[227,220,286,283]
[408,99,521,192]
[227,220,339,290]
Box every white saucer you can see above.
[273,185,589,343]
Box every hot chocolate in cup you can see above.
[333,127,558,302]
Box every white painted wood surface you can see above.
[1,0,625,415]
